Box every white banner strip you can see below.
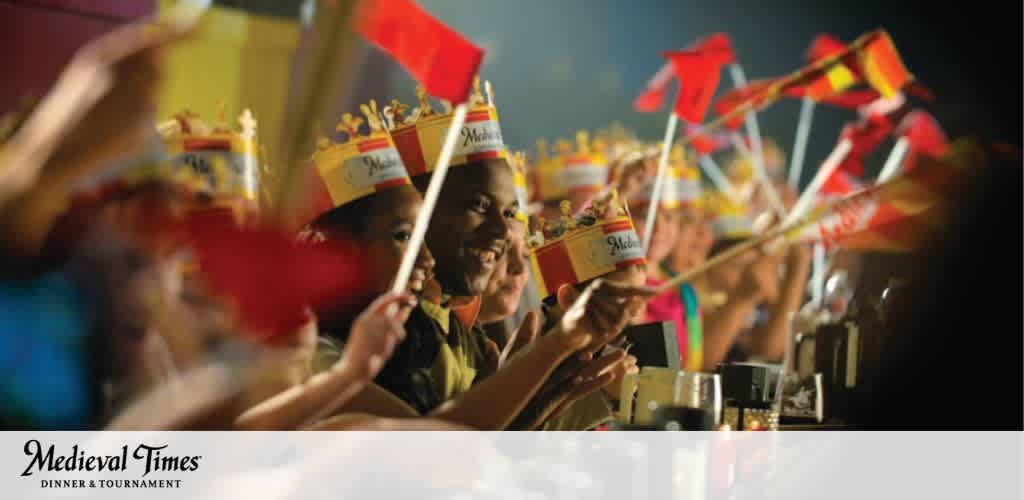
[1,432,1019,500]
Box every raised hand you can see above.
[340,293,417,383]
[508,347,626,430]
[558,278,655,356]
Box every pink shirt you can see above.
[644,277,687,367]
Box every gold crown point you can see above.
[360,100,383,133]
[576,131,590,155]
[174,109,198,134]
[470,76,485,106]
[554,139,572,156]
[414,86,435,117]
[536,139,549,160]
[387,99,409,126]
[530,190,630,250]
[214,100,226,125]
[238,109,257,139]
[336,113,364,142]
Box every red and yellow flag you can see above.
[857,31,912,98]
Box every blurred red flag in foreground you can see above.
[837,113,896,177]
[899,110,949,172]
[187,209,368,344]
[788,151,964,252]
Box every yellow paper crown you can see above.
[550,131,609,199]
[533,137,568,202]
[157,107,259,202]
[673,145,703,206]
[705,192,754,239]
[310,100,412,211]
[391,78,506,177]
[527,190,645,298]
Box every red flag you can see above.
[355,0,484,103]
[821,170,863,197]
[837,113,895,176]
[188,214,369,345]
[713,79,775,129]
[663,50,725,123]
[684,122,741,155]
[690,133,716,155]
[694,33,735,65]
[634,34,734,113]
[819,89,881,110]
[633,62,673,112]
[857,31,913,98]
[789,154,962,252]
[807,34,847,62]
[899,110,948,171]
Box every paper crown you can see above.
[157,108,259,202]
[309,100,412,212]
[626,145,704,210]
[705,193,754,239]
[535,131,610,202]
[532,138,566,202]
[526,190,646,298]
[390,79,506,177]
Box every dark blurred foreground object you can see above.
[860,141,1022,429]
[622,321,680,370]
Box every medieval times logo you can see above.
[20,440,202,490]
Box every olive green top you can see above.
[366,301,486,414]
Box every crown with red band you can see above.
[157,108,260,202]
[535,131,610,203]
[526,190,646,298]
[389,78,506,177]
[308,100,413,219]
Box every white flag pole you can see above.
[642,112,679,254]
[783,138,853,227]
[788,96,816,189]
[390,103,469,294]
[697,154,742,204]
[810,242,826,307]
[875,136,910,184]
[729,63,786,218]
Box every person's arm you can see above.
[701,289,762,371]
[429,280,652,430]
[507,348,624,430]
[744,245,812,361]
[235,294,414,430]
[426,323,579,430]
[235,357,378,430]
